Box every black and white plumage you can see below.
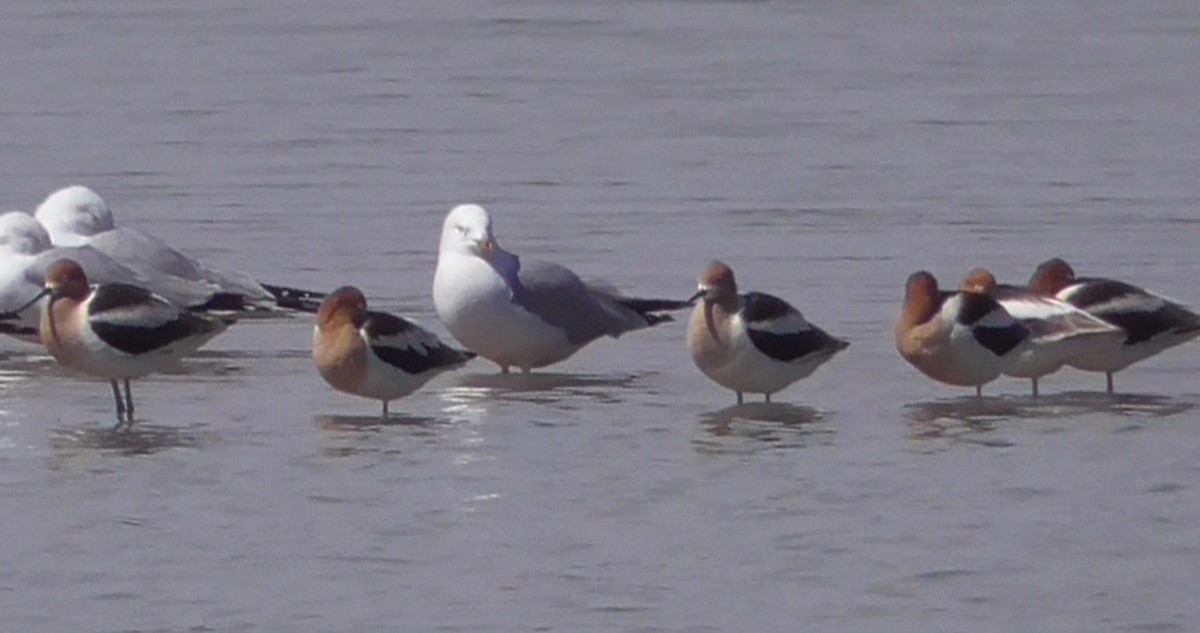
[313,286,474,415]
[960,267,1124,396]
[1029,258,1200,393]
[27,258,228,426]
[688,261,848,404]
[896,270,1032,396]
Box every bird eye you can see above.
[456,225,468,236]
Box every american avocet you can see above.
[34,186,324,313]
[896,270,1030,396]
[432,204,691,373]
[17,258,228,426]
[686,260,847,404]
[960,267,1124,396]
[313,286,474,416]
[1028,258,1200,393]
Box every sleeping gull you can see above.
[0,210,170,341]
[432,204,691,373]
[35,185,323,312]
[0,210,254,341]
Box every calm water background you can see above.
[2,0,1199,630]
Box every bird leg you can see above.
[110,380,126,424]
[736,391,743,405]
[975,385,982,398]
[765,393,772,403]
[123,379,134,422]
[1106,372,1114,394]
[1031,378,1039,398]
[382,400,389,417]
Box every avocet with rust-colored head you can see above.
[1028,258,1200,393]
[895,270,1029,396]
[17,258,228,426]
[687,260,848,404]
[959,267,1123,396]
[314,286,474,416]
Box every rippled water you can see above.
[2,0,1199,630]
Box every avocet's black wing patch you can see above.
[741,292,849,363]
[88,283,223,355]
[363,311,474,375]
[1061,277,1200,345]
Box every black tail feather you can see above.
[0,321,37,337]
[615,296,694,327]
[190,292,248,313]
[261,283,327,313]
[615,296,695,314]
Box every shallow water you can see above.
[2,0,1200,631]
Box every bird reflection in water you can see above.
[906,391,1198,444]
[314,413,440,432]
[695,402,830,451]
[449,371,646,406]
[49,422,215,456]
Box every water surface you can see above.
[2,0,1199,631]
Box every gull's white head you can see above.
[439,204,496,257]
[34,185,115,247]
[0,211,53,257]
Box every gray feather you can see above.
[507,258,652,345]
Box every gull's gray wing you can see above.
[506,257,651,345]
[90,228,273,302]
[32,245,227,310]
[32,245,150,288]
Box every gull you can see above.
[686,260,848,404]
[432,204,690,373]
[0,210,252,342]
[1028,258,1200,393]
[0,210,170,341]
[313,286,474,416]
[35,185,323,313]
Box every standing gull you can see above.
[35,185,323,312]
[432,204,690,373]
[14,258,227,426]
[686,260,848,404]
[1028,258,1200,393]
[313,286,475,416]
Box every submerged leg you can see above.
[736,391,744,405]
[110,380,126,423]
[1031,378,1039,398]
[382,400,389,417]
[1106,372,1114,394]
[975,385,982,398]
[123,379,134,421]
